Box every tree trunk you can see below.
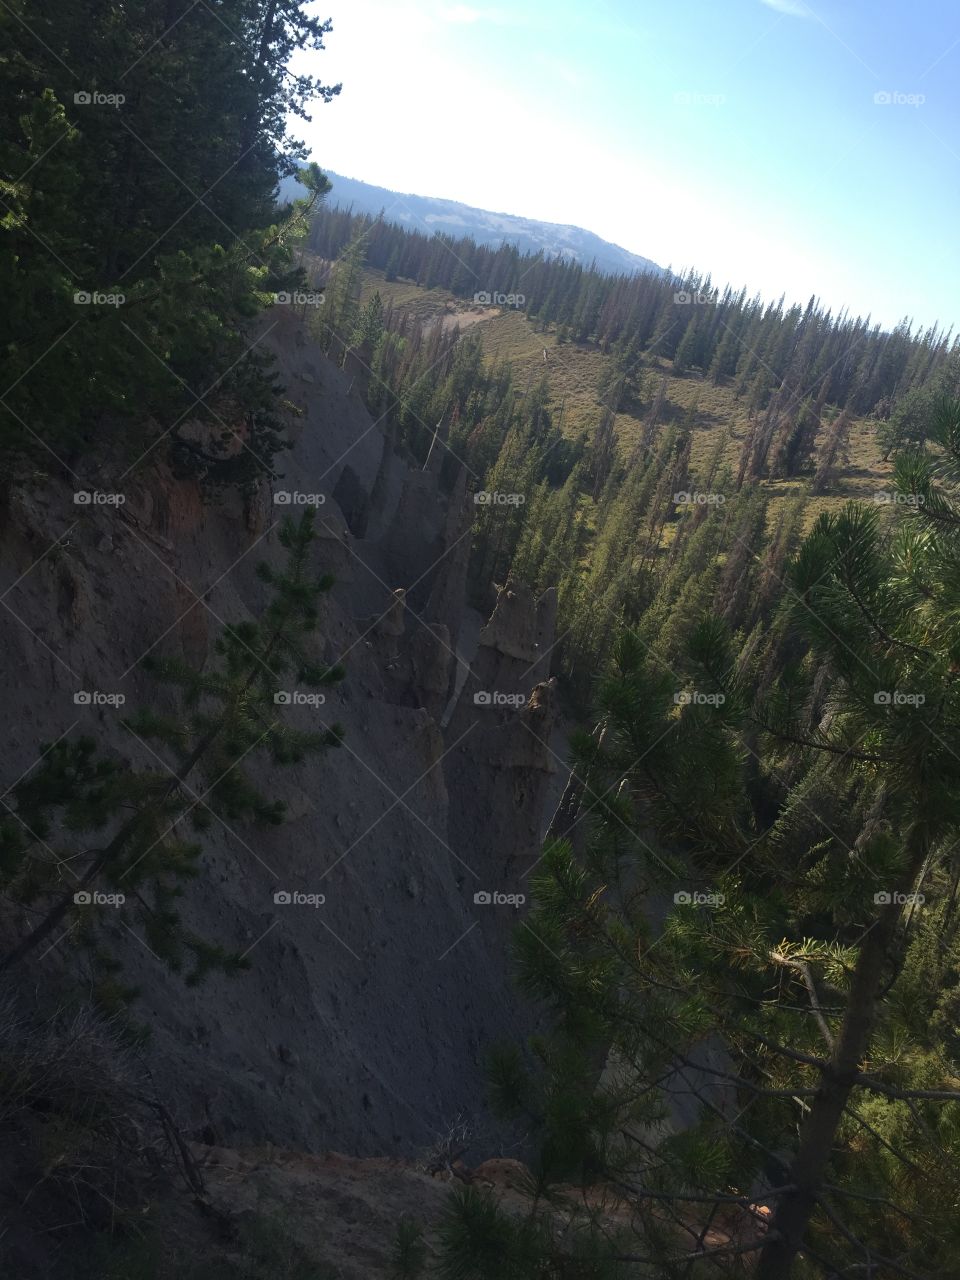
[237,0,278,163]
[756,823,929,1277]
[0,721,225,973]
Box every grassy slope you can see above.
[359,269,891,528]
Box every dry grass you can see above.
[0,1002,209,1278]
[357,273,454,322]
[360,267,892,527]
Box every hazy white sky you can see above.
[293,0,960,330]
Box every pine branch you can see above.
[753,718,887,762]
[613,1232,781,1265]
[814,1194,932,1280]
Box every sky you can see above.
[293,0,960,331]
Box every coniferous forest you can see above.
[2,2,960,1278]
[296,203,960,1276]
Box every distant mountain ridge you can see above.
[281,169,663,279]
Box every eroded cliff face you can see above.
[0,306,565,1158]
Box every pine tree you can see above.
[810,408,852,494]
[446,400,960,1277]
[315,229,367,364]
[0,511,343,989]
[351,290,385,352]
[0,0,339,477]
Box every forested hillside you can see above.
[286,168,665,277]
[303,202,960,707]
[307,201,956,419]
[294,203,960,1274]
[0,0,338,480]
[3,2,960,1277]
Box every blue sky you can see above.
[294,0,960,331]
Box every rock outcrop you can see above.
[424,464,472,687]
[0,303,564,1163]
[443,583,560,887]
